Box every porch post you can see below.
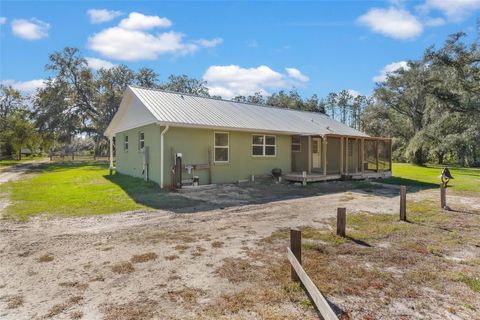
[355,138,359,174]
[308,136,312,174]
[376,139,379,172]
[361,138,365,175]
[322,136,327,176]
[345,137,349,175]
[340,137,344,175]
[109,136,114,168]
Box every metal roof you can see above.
[126,86,369,137]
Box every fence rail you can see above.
[49,154,112,162]
[288,229,339,320]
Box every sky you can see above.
[0,0,479,99]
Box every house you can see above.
[105,86,392,188]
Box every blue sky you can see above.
[1,0,479,99]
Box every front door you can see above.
[312,138,321,169]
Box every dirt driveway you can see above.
[0,181,477,319]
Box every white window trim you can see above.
[214,131,229,163]
[138,131,145,151]
[124,135,129,152]
[292,136,301,153]
[252,134,277,157]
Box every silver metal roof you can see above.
[128,86,369,137]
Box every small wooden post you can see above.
[399,186,406,221]
[337,207,346,237]
[72,153,74,161]
[290,229,302,281]
[440,183,446,209]
[302,171,307,186]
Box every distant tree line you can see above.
[363,32,479,166]
[0,29,478,166]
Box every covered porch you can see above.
[285,134,392,183]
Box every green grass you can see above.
[1,162,202,220]
[381,163,480,192]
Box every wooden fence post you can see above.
[337,208,346,237]
[290,229,302,281]
[399,186,406,221]
[440,183,446,209]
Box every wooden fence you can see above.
[287,183,449,318]
[49,154,111,162]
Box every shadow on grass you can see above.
[345,235,372,247]
[379,176,439,189]
[104,173,205,212]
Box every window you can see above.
[312,139,319,153]
[138,132,145,150]
[214,132,229,162]
[252,135,276,157]
[124,135,129,151]
[291,136,301,152]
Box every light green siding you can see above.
[115,123,162,183]
[115,125,292,186]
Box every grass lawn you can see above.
[0,162,202,220]
[383,163,480,192]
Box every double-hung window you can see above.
[138,132,145,151]
[214,132,229,162]
[252,135,276,157]
[124,135,129,151]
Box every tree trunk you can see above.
[18,148,21,160]
[413,148,425,165]
[436,152,444,165]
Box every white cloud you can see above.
[203,65,309,99]
[373,61,410,83]
[347,89,361,98]
[118,12,171,30]
[194,37,223,48]
[424,17,446,26]
[418,0,480,22]
[85,57,116,70]
[88,28,198,60]
[285,68,309,82]
[87,9,122,24]
[87,12,221,61]
[2,79,46,93]
[11,18,50,40]
[358,7,423,40]
[0,17,7,25]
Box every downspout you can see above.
[160,125,170,189]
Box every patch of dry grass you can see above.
[174,244,190,252]
[111,262,135,274]
[164,254,179,261]
[38,254,54,262]
[130,252,158,263]
[215,257,261,284]
[166,287,206,304]
[6,294,24,309]
[211,240,224,248]
[59,281,88,291]
[45,295,83,318]
[70,311,83,319]
[103,300,156,320]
